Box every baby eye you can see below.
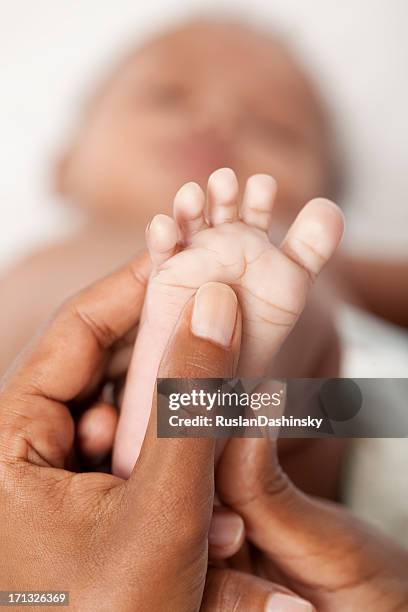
[247,117,302,147]
[143,82,189,108]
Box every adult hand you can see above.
[217,436,408,611]
[0,254,314,611]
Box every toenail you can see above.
[147,215,178,252]
[175,181,203,204]
[244,174,277,206]
[191,282,237,347]
[208,168,238,199]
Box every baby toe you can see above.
[173,181,207,243]
[281,198,344,280]
[241,174,277,232]
[207,168,239,225]
[146,214,179,267]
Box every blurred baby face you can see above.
[63,22,331,225]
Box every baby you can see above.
[0,19,345,491]
[0,19,340,376]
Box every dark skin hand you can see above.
[0,252,313,611]
[216,435,408,611]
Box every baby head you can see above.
[57,19,338,227]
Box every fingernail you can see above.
[191,282,237,347]
[208,512,244,549]
[266,593,315,612]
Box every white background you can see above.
[1,0,407,270]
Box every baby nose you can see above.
[191,95,239,142]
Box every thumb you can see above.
[216,437,399,595]
[125,282,242,516]
[111,284,243,612]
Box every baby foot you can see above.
[113,168,344,477]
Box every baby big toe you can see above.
[281,198,344,280]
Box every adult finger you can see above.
[77,402,118,458]
[201,568,315,611]
[216,437,404,596]
[208,506,245,561]
[126,282,241,525]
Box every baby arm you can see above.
[337,254,408,327]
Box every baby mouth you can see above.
[165,140,232,175]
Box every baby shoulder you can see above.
[0,244,84,375]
